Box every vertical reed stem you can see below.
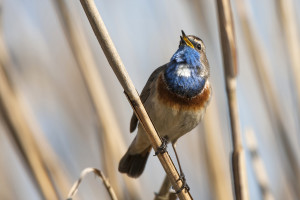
[203,103,233,200]
[215,0,248,199]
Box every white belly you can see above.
[146,94,205,142]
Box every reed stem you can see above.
[215,0,248,199]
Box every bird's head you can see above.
[170,30,209,77]
[179,30,206,55]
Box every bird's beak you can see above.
[181,30,194,48]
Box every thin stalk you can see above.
[79,0,192,199]
[154,175,172,200]
[215,0,248,199]
[202,100,233,200]
[67,168,118,200]
[277,0,300,121]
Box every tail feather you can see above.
[118,147,151,178]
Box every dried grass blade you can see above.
[67,168,118,200]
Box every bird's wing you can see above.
[129,64,167,133]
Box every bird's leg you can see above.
[154,136,169,156]
[172,142,190,193]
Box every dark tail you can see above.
[118,146,151,178]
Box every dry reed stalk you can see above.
[0,115,20,200]
[79,0,192,199]
[276,3,300,190]
[154,175,172,200]
[53,0,141,198]
[236,1,300,197]
[0,36,59,199]
[215,0,248,199]
[202,100,233,200]
[67,168,118,200]
[245,129,274,200]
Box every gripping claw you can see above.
[154,136,168,156]
[175,173,190,194]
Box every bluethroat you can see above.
[119,31,211,179]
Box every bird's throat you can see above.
[164,64,206,98]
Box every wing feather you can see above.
[129,64,167,132]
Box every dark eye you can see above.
[196,43,201,50]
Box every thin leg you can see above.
[171,142,190,193]
[172,143,184,176]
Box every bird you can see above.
[119,30,211,179]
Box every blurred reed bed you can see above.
[0,0,299,200]
[236,1,300,198]
[53,0,141,199]
[245,128,274,200]
[0,27,71,199]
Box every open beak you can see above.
[181,30,194,48]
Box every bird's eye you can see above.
[196,44,201,50]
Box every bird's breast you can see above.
[156,74,211,112]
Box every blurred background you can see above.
[0,0,299,199]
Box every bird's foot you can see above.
[175,172,190,194]
[154,136,168,156]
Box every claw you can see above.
[175,173,190,194]
[176,172,186,183]
[154,136,168,156]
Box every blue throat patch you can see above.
[164,46,206,98]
